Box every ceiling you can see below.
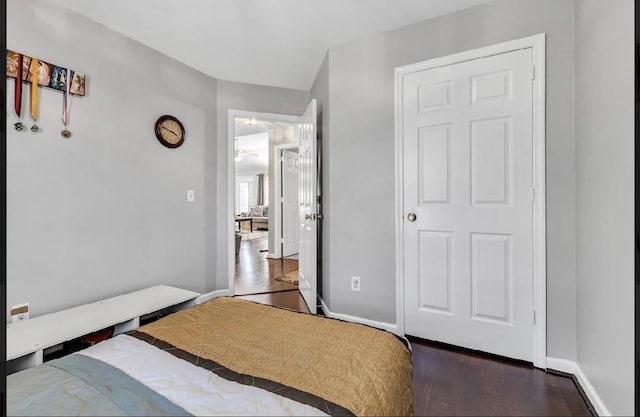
[51,0,493,91]
[234,117,295,138]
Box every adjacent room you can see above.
[4,0,634,416]
[233,115,303,306]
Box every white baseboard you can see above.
[318,297,398,335]
[546,357,611,416]
[196,289,229,304]
[266,253,279,259]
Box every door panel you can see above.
[470,117,511,205]
[418,230,452,313]
[403,49,533,361]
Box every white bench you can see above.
[7,285,200,373]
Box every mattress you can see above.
[7,297,413,416]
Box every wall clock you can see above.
[154,115,185,148]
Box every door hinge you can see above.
[533,309,536,324]
[531,65,536,80]
[280,238,284,244]
[530,187,535,203]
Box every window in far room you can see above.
[235,176,255,215]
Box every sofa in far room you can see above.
[247,205,268,230]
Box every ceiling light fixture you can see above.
[242,117,258,126]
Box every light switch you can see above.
[187,189,195,202]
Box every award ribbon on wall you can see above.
[14,53,24,131]
[30,57,39,132]
[61,69,72,138]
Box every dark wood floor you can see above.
[235,290,310,313]
[410,337,594,416]
[234,235,298,295]
[236,290,594,417]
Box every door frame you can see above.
[227,109,301,296]
[394,33,547,368]
[272,143,299,259]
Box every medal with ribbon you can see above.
[61,69,72,138]
[30,57,39,132]
[14,53,24,131]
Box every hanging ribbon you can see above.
[61,69,72,137]
[14,53,23,117]
[13,53,25,131]
[62,69,70,125]
[30,57,39,132]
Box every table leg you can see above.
[250,219,253,232]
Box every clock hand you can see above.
[162,126,178,136]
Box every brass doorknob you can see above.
[407,213,417,222]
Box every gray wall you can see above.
[6,0,218,321]
[214,80,309,289]
[318,0,578,359]
[575,1,634,415]
[6,1,311,317]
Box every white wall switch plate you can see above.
[187,189,195,202]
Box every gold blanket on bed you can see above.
[137,297,413,416]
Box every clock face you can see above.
[155,115,185,148]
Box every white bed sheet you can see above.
[78,334,328,416]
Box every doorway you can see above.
[228,110,301,298]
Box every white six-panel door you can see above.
[282,149,300,257]
[403,48,534,361]
[298,99,318,314]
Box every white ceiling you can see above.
[52,0,493,90]
[234,117,295,138]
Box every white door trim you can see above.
[272,143,299,259]
[227,109,301,296]
[394,33,547,368]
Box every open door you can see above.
[298,99,318,314]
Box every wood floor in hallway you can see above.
[234,235,298,295]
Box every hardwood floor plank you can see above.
[556,376,596,416]
[427,398,457,416]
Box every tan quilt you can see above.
[136,297,413,416]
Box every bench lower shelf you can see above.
[7,285,200,374]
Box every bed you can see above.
[7,297,413,416]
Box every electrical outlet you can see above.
[11,302,30,323]
[351,276,361,292]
